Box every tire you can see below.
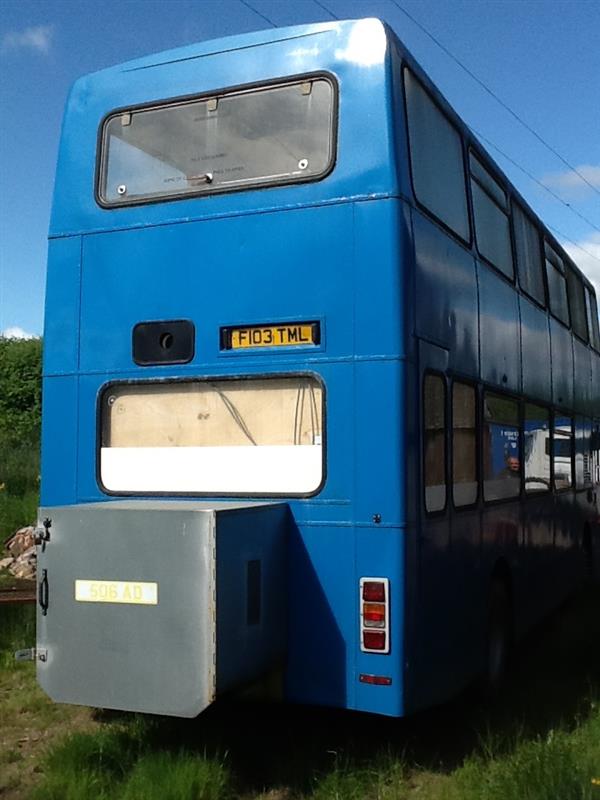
[483,579,512,694]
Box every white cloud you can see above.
[1,25,54,55]
[542,165,600,200]
[1,326,37,340]
[562,232,600,299]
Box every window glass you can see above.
[553,416,573,490]
[483,393,520,501]
[100,376,323,494]
[593,422,600,485]
[545,243,569,325]
[566,267,588,341]
[513,203,545,305]
[470,155,513,278]
[575,417,593,490]
[523,404,550,493]
[585,287,600,350]
[404,70,470,241]
[424,374,447,512]
[100,78,335,204]
[452,382,477,506]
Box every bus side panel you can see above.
[40,376,79,507]
[549,319,574,409]
[520,295,551,404]
[479,265,521,394]
[43,237,81,377]
[285,522,355,710]
[412,213,479,379]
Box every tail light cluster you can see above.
[359,577,390,654]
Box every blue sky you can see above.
[1,0,599,338]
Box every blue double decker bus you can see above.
[36,18,600,719]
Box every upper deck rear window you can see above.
[98,78,336,205]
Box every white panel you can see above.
[101,445,323,494]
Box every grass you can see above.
[9,583,596,800]
[0,487,598,800]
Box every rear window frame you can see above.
[95,72,339,209]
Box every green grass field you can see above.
[1,584,599,800]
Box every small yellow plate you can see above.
[75,580,158,605]
[224,323,318,349]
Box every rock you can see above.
[0,557,13,570]
[9,546,37,580]
[5,526,36,558]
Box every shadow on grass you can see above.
[91,584,600,796]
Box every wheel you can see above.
[484,579,512,694]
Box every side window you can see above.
[585,286,600,350]
[470,153,514,279]
[575,417,593,490]
[452,382,477,507]
[593,422,600,486]
[513,203,545,305]
[545,242,570,326]
[483,393,520,501]
[553,415,573,490]
[523,404,550,493]
[404,70,470,242]
[423,374,447,513]
[566,267,588,341]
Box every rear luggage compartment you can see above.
[36,501,288,717]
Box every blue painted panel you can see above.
[285,523,355,709]
[50,20,397,239]
[40,376,78,506]
[353,199,403,358]
[413,212,478,378]
[355,525,404,716]
[79,204,355,373]
[520,295,551,403]
[353,360,403,526]
[573,338,592,415]
[592,354,600,413]
[43,237,81,376]
[549,319,574,409]
[479,264,520,392]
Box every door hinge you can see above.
[14,648,47,663]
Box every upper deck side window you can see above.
[566,265,588,342]
[544,241,570,326]
[513,202,545,306]
[97,77,336,206]
[585,286,600,351]
[469,153,514,280]
[403,69,470,242]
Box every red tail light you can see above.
[362,581,386,602]
[363,631,386,650]
[359,577,390,654]
[359,673,392,686]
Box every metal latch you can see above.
[34,517,51,546]
[14,648,47,663]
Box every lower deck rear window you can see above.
[98,77,335,205]
[100,376,324,495]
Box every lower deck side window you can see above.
[452,382,477,506]
[483,393,520,501]
[524,404,550,493]
[423,374,447,512]
[100,375,323,495]
[553,416,573,490]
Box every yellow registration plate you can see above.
[223,322,319,350]
[75,580,158,605]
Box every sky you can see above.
[0,0,599,339]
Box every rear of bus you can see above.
[37,20,412,717]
